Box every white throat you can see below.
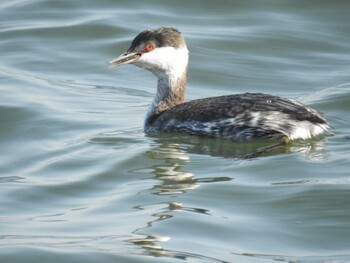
[135,46,189,129]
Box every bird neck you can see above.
[145,67,187,126]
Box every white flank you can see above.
[246,111,329,140]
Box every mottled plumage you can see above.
[146,93,328,140]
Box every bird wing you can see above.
[155,93,326,123]
[147,93,328,140]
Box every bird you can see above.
[109,27,329,142]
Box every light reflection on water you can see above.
[1,0,350,262]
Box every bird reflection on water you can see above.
[146,133,329,161]
[124,134,328,259]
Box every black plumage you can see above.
[146,93,327,140]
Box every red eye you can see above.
[144,43,154,52]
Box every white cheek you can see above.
[135,46,189,80]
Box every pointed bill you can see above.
[109,52,141,67]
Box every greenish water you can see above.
[1,1,350,262]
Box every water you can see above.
[1,0,350,262]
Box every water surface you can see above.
[1,1,350,262]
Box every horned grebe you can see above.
[109,27,329,142]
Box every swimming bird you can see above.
[109,27,329,142]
